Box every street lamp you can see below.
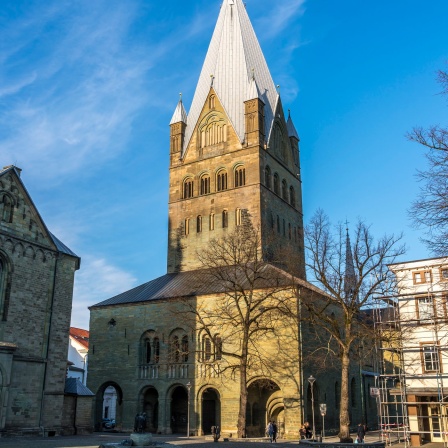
[186,382,192,439]
[308,375,316,440]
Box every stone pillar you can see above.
[157,398,170,434]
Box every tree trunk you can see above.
[237,343,248,438]
[338,349,351,441]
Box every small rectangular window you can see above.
[441,268,448,280]
[416,296,434,322]
[422,345,440,373]
[413,270,431,285]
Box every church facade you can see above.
[0,166,80,436]
[88,0,373,438]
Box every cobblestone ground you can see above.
[0,434,300,448]
[0,433,440,448]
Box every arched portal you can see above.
[247,379,282,437]
[94,382,123,432]
[170,386,188,434]
[202,388,221,435]
[141,387,159,432]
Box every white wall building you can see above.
[389,257,448,446]
[67,327,89,385]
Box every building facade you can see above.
[0,165,80,437]
[88,0,372,439]
[387,257,448,446]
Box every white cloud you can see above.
[256,0,306,39]
[71,256,137,330]
[0,0,150,180]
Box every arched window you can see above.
[235,166,246,187]
[217,170,228,191]
[183,178,194,199]
[265,166,272,189]
[145,339,151,364]
[0,256,9,321]
[203,336,212,361]
[282,179,288,200]
[236,208,242,226]
[153,337,160,363]
[290,186,296,207]
[181,335,189,363]
[209,95,215,109]
[200,175,210,195]
[172,336,180,363]
[222,210,228,228]
[215,335,222,360]
[273,174,279,195]
[1,195,13,223]
[351,377,357,407]
[197,215,202,233]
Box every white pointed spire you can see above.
[170,94,187,125]
[286,110,299,140]
[183,0,278,152]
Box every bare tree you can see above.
[302,210,406,441]
[185,217,298,438]
[408,70,448,255]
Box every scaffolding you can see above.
[373,285,448,448]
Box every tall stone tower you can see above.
[167,0,304,277]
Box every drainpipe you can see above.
[39,253,59,436]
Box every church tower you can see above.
[167,0,304,277]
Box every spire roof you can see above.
[183,0,278,152]
[344,228,357,300]
[286,111,299,140]
[170,96,187,125]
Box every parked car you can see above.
[102,418,116,429]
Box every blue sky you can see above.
[1,0,447,330]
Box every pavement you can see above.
[0,432,445,448]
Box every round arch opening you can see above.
[95,382,122,432]
[201,388,221,435]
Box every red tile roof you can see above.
[70,327,89,349]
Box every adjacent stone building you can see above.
[88,0,373,438]
[0,165,80,436]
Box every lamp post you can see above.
[186,381,192,439]
[308,375,316,440]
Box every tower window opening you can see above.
[210,213,215,231]
[183,178,194,199]
[236,208,242,226]
[222,210,228,228]
[290,186,296,207]
[273,174,279,195]
[209,95,215,109]
[217,170,228,191]
[197,215,202,233]
[184,218,190,236]
[277,215,280,233]
[282,179,288,201]
[265,166,272,189]
[200,175,210,195]
[235,167,246,187]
